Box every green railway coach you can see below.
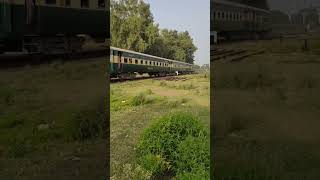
[110,46,197,78]
[0,0,109,53]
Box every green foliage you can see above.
[111,0,197,63]
[136,112,206,160]
[178,83,196,90]
[175,136,210,174]
[131,92,155,106]
[157,29,197,64]
[111,163,152,180]
[136,112,209,177]
[145,89,153,95]
[70,101,106,141]
[138,154,170,176]
[176,167,210,180]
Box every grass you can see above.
[213,37,320,179]
[110,73,210,179]
[0,58,107,179]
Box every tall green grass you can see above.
[135,112,210,179]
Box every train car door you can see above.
[117,51,123,73]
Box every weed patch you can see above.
[69,100,106,141]
[136,112,209,178]
[131,92,156,106]
[111,163,151,180]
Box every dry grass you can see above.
[0,58,107,179]
[213,38,320,179]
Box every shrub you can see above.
[138,154,170,176]
[181,98,189,104]
[145,89,153,95]
[179,83,196,90]
[70,101,106,141]
[131,92,155,106]
[175,136,210,174]
[176,167,210,180]
[136,112,208,176]
[137,112,206,159]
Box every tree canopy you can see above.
[111,0,197,64]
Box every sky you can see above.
[144,0,210,65]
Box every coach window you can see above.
[46,0,56,5]
[98,0,105,8]
[129,58,132,64]
[81,0,89,8]
[124,58,128,63]
[65,0,70,6]
[134,59,137,64]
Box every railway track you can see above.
[110,73,196,83]
[211,47,265,62]
[0,47,108,69]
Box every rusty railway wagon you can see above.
[0,0,109,54]
[110,47,198,78]
[211,0,272,41]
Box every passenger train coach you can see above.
[0,0,109,54]
[211,0,272,41]
[110,47,198,78]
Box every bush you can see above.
[176,167,210,180]
[159,81,167,86]
[145,89,153,95]
[138,154,170,176]
[70,101,106,141]
[137,112,206,161]
[131,92,155,106]
[175,136,210,174]
[136,112,208,177]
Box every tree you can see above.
[111,0,156,52]
[111,0,197,64]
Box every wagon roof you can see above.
[212,0,271,14]
[111,46,194,66]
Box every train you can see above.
[211,0,272,42]
[0,0,109,54]
[110,47,199,78]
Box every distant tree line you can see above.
[111,0,197,64]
